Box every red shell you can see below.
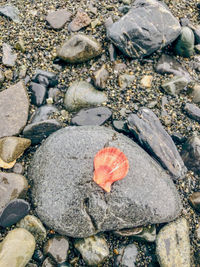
[93,147,129,192]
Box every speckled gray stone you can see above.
[30,126,182,238]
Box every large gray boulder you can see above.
[29,126,182,238]
[107,0,181,58]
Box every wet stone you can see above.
[46,9,72,30]
[92,65,109,90]
[127,107,187,179]
[107,0,181,58]
[74,236,109,266]
[64,81,107,112]
[118,74,135,89]
[57,34,102,63]
[161,76,188,96]
[115,243,138,267]
[68,10,91,32]
[0,228,35,267]
[44,236,69,264]
[175,26,194,57]
[156,218,190,267]
[32,69,58,88]
[0,81,29,138]
[0,172,28,214]
[0,4,20,23]
[23,120,62,145]
[30,82,47,106]
[31,105,58,123]
[189,192,200,213]
[2,43,17,67]
[184,103,200,122]
[71,107,112,126]
[17,215,47,243]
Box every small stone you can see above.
[161,76,188,96]
[0,4,20,23]
[2,43,17,67]
[46,9,72,30]
[0,137,31,163]
[91,18,101,29]
[156,217,190,267]
[115,243,138,267]
[74,235,109,266]
[64,81,107,112]
[19,65,27,79]
[0,69,4,86]
[180,17,190,27]
[195,44,200,53]
[30,82,47,106]
[171,133,186,145]
[15,38,25,52]
[0,172,28,214]
[119,5,131,14]
[12,162,24,174]
[23,120,62,145]
[44,236,69,263]
[68,10,91,32]
[140,75,153,88]
[57,34,102,63]
[17,215,46,243]
[108,43,117,61]
[114,63,127,73]
[189,192,200,212]
[42,257,56,267]
[0,81,29,138]
[0,158,16,169]
[104,17,113,29]
[118,74,135,89]
[92,65,109,90]
[48,88,61,102]
[196,225,200,239]
[31,105,58,123]
[122,0,131,4]
[0,199,30,227]
[184,103,200,122]
[71,107,112,126]
[0,228,35,267]
[188,83,200,103]
[112,120,129,134]
[194,26,200,44]
[175,26,194,57]
[33,249,45,263]
[32,69,58,88]
[4,69,13,80]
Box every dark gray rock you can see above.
[0,4,20,23]
[171,133,186,145]
[31,105,58,123]
[127,107,187,179]
[115,244,138,267]
[30,126,182,238]
[181,135,200,175]
[2,43,17,67]
[30,82,47,106]
[184,103,200,122]
[112,120,129,134]
[32,69,58,87]
[23,120,61,145]
[71,107,112,126]
[107,0,181,58]
[0,199,30,227]
[46,9,72,30]
[174,26,194,57]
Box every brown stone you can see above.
[68,10,91,32]
[189,192,200,212]
[46,9,72,30]
[92,65,109,90]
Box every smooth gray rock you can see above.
[46,9,72,30]
[175,26,194,57]
[107,0,181,58]
[0,4,20,23]
[184,103,200,123]
[30,126,182,238]
[31,105,59,123]
[127,108,187,179]
[115,243,138,267]
[2,43,17,67]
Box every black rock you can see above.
[127,107,187,179]
[23,120,61,145]
[0,199,30,227]
[107,0,181,58]
[30,82,47,106]
[171,132,186,145]
[31,105,59,123]
[184,103,200,122]
[181,135,200,175]
[71,107,112,126]
[32,69,58,87]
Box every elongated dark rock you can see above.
[127,107,187,179]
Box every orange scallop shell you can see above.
[93,147,129,192]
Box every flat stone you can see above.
[57,34,102,63]
[92,65,109,90]
[140,75,153,88]
[0,81,29,138]
[30,126,182,238]
[175,26,194,57]
[30,82,47,106]
[2,43,17,67]
[184,103,200,122]
[0,228,35,267]
[161,76,188,96]
[44,236,69,264]
[46,9,72,30]
[107,0,181,58]
[115,244,138,267]
[64,81,107,112]
[181,135,200,175]
[23,120,62,145]
[74,236,109,266]
[189,192,200,212]
[127,108,187,179]
[68,10,91,32]
[12,162,24,174]
[0,172,28,214]
[71,107,112,126]
[31,105,59,123]
[118,74,135,89]
[0,4,20,23]
[156,218,190,267]
[17,215,47,243]
[32,69,58,88]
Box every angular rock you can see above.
[17,215,47,243]
[12,162,25,175]
[0,4,20,23]
[127,108,187,179]
[107,0,181,58]
[184,103,200,122]
[64,81,107,112]
[189,192,200,212]
[42,257,56,267]
[30,82,47,106]
[92,65,109,90]
[32,69,58,88]
[46,9,72,30]
[30,126,182,238]
[181,135,200,175]
[71,107,112,126]
[156,218,190,267]
[115,244,138,267]
[0,228,35,267]
[0,172,28,214]
[57,34,102,63]
[0,81,29,138]
[2,43,17,67]
[118,74,135,89]
[194,25,200,44]
[74,236,109,266]
[112,120,129,134]
[175,27,195,57]
[161,76,188,96]
[31,105,59,123]
[0,69,4,86]
[68,10,91,32]
[140,75,153,88]
[23,120,62,145]
[44,236,69,264]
